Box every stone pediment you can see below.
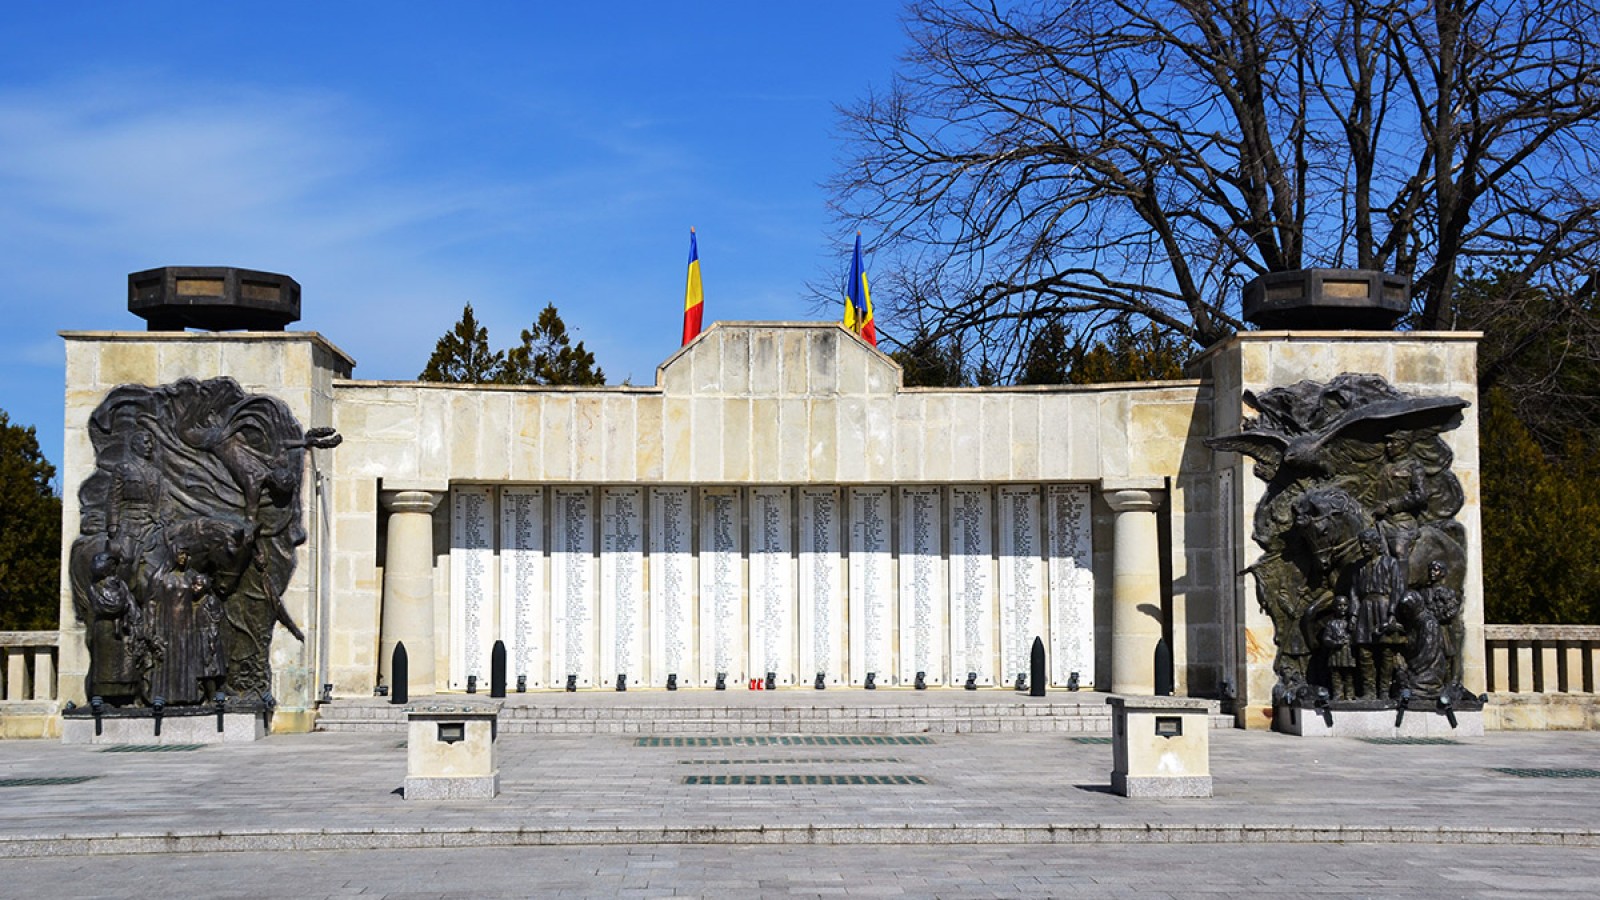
[656,322,900,397]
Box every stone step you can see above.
[313,694,1231,735]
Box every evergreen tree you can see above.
[1017,320,1072,385]
[499,304,606,386]
[1066,324,1188,385]
[1480,388,1600,624]
[890,330,970,387]
[0,410,61,631]
[1016,321,1190,386]
[418,304,506,383]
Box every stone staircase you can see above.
[314,691,1232,735]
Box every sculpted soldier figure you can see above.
[82,552,144,702]
[1418,560,1466,688]
[1396,587,1447,698]
[105,429,166,590]
[1319,595,1357,701]
[1350,529,1404,699]
[1371,433,1428,580]
[195,572,228,701]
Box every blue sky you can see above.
[0,2,911,472]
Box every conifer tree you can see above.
[418,304,505,383]
[499,304,606,386]
[0,410,61,630]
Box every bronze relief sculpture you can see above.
[70,376,337,708]
[1209,374,1476,709]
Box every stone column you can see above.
[1105,486,1166,696]
[379,490,442,697]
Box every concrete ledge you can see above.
[1275,706,1484,738]
[1112,774,1214,798]
[404,773,499,801]
[0,701,60,739]
[0,822,1597,858]
[314,696,1234,735]
[61,712,267,745]
[1485,694,1600,731]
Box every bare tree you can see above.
[832,0,1600,376]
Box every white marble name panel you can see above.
[600,487,645,685]
[798,487,845,686]
[898,486,946,686]
[498,487,545,689]
[998,485,1044,682]
[1047,484,1095,687]
[449,486,497,690]
[550,487,597,687]
[747,487,794,684]
[848,486,895,685]
[648,486,695,687]
[948,485,995,685]
[698,487,745,683]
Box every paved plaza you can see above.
[2,709,1600,896]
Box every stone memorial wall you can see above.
[54,319,1481,728]
[444,482,1095,688]
[799,487,846,687]
[498,487,545,687]
[448,486,496,690]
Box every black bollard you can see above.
[390,643,409,705]
[1030,636,1047,697]
[1439,695,1457,728]
[490,640,507,698]
[1154,638,1174,696]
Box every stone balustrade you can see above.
[1485,625,1600,694]
[0,631,58,702]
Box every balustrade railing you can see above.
[1484,625,1600,694]
[0,632,58,703]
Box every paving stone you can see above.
[1,722,1600,894]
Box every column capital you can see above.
[1104,488,1164,514]
[381,489,442,515]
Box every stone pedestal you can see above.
[1275,704,1484,738]
[404,705,500,800]
[1108,695,1212,798]
[61,710,268,745]
[1105,486,1165,695]
[381,491,442,698]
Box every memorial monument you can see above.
[47,264,1485,735]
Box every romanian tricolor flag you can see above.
[843,232,877,347]
[682,228,704,345]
